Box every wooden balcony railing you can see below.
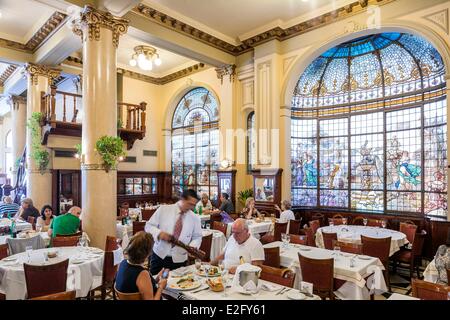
[40,86,147,149]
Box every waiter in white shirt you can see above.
[145,189,203,274]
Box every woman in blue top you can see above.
[115,231,168,299]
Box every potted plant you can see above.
[95,135,126,172]
[237,188,253,207]
[26,112,50,174]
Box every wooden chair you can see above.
[27,216,36,230]
[288,219,302,235]
[211,221,227,236]
[199,233,212,262]
[105,235,119,251]
[290,234,308,245]
[322,231,337,250]
[210,213,222,223]
[447,268,450,285]
[56,231,82,237]
[132,221,146,235]
[352,216,364,225]
[392,230,427,278]
[412,278,450,300]
[31,290,76,300]
[229,213,238,221]
[309,219,320,234]
[0,243,8,260]
[311,213,324,226]
[114,285,142,300]
[331,214,344,225]
[52,236,80,247]
[399,222,418,245]
[260,265,295,288]
[24,259,69,299]
[367,219,383,227]
[260,222,288,244]
[361,235,391,291]
[332,240,362,254]
[298,253,334,300]
[141,209,156,221]
[263,246,280,268]
[301,227,316,247]
[90,251,118,300]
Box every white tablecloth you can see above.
[263,241,387,300]
[202,229,226,260]
[316,225,408,256]
[199,215,211,222]
[0,232,50,248]
[164,265,320,300]
[423,259,438,283]
[387,293,420,300]
[0,246,103,299]
[226,220,273,239]
[0,220,32,233]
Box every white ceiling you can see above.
[143,0,356,43]
[0,62,11,75]
[117,34,198,77]
[0,0,55,43]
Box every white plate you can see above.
[287,291,306,300]
[1,257,17,262]
[169,280,202,291]
[357,255,372,260]
[298,247,312,251]
[70,259,85,264]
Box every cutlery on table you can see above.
[192,286,210,293]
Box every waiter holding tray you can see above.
[145,189,203,274]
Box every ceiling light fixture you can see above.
[129,45,162,71]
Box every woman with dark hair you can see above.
[36,205,54,232]
[434,230,450,285]
[115,231,168,300]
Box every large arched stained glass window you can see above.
[291,33,447,217]
[171,87,220,202]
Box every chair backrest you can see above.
[411,230,427,257]
[52,236,80,247]
[302,227,316,247]
[412,278,450,300]
[259,265,295,288]
[273,222,288,242]
[446,268,450,285]
[288,219,302,235]
[211,221,227,236]
[210,213,222,222]
[263,246,280,268]
[114,285,142,300]
[27,216,36,230]
[132,221,146,235]
[331,214,344,225]
[361,235,391,266]
[352,216,364,225]
[311,213,324,226]
[332,240,362,254]
[298,253,334,292]
[103,251,118,284]
[7,235,46,255]
[199,233,213,262]
[0,243,8,260]
[290,234,308,245]
[322,231,337,250]
[31,290,76,300]
[399,222,418,244]
[141,209,156,221]
[367,219,383,227]
[24,259,69,299]
[309,220,320,234]
[105,235,119,251]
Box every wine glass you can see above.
[333,245,341,258]
[281,233,287,249]
[25,246,33,263]
[381,220,387,229]
[195,258,202,272]
[343,218,348,226]
[329,219,334,227]
[285,234,291,248]
[363,218,368,227]
[205,223,210,230]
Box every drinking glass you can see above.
[281,233,287,249]
[25,246,33,262]
[218,260,225,273]
[205,223,210,230]
[363,218,368,227]
[381,220,387,229]
[343,218,347,225]
[329,219,334,227]
[286,234,291,246]
[195,259,202,271]
[333,245,341,258]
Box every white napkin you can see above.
[260,282,282,292]
[121,231,129,250]
[242,280,258,293]
[29,252,45,264]
[82,232,91,246]
[171,266,192,277]
[231,263,261,292]
[113,247,124,265]
[366,265,387,295]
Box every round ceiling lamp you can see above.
[129,45,162,71]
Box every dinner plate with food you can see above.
[169,276,202,291]
[196,265,222,277]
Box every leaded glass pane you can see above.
[351,191,384,211]
[320,190,348,207]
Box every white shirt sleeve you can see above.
[145,206,162,241]
[251,239,265,262]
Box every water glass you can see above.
[285,234,291,245]
[333,245,341,257]
[281,233,287,249]
[195,259,202,271]
[25,246,33,262]
[329,219,334,227]
[381,220,387,229]
[363,218,368,227]
[343,218,347,225]
[205,223,210,230]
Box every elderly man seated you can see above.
[210,218,264,274]
[48,206,81,238]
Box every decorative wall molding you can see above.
[65,56,207,85]
[24,63,61,85]
[7,95,27,110]
[0,65,18,86]
[423,9,449,35]
[71,5,129,48]
[0,11,67,53]
[215,64,236,84]
[133,0,396,56]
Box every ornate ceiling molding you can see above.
[64,56,207,85]
[0,11,67,54]
[24,63,61,85]
[0,65,18,86]
[71,5,129,48]
[133,0,396,56]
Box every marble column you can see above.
[8,95,27,185]
[23,63,60,210]
[72,5,128,248]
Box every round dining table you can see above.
[315,225,408,256]
[0,246,104,299]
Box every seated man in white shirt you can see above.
[195,193,214,214]
[145,189,203,275]
[210,218,265,274]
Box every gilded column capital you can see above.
[23,63,61,86]
[6,95,27,110]
[71,5,129,48]
[215,64,236,84]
